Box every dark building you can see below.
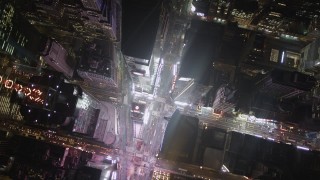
[202,23,248,111]
[77,40,118,88]
[173,20,249,112]
[75,166,102,180]
[264,37,304,70]
[179,19,223,82]
[18,71,80,128]
[9,135,68,179]
[208,22,249,106]
[233,29,320,123]
[300,38,320,76]
[195,127,227,169]
[0,130,12,171]
[159,121,320,179]
[244,33,305,73]
[16,0,121,43]
[173,20,223,107]
[237,68,317,121]
[224,131,320,179]
[0,1,47,70]
[191,0,232,23]
[12,0,123,102]
[191,0,211,16]
[122,0,162,61]
[160,110,199,163]
[122,0,162,95]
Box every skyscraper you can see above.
[0,1,47,72]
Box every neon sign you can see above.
[0,75,45,104]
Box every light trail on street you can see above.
[0,118,116,156]
[182,108,316,151]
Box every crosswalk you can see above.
[0,94,23,121]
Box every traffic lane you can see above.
[203,116,306,141]
[144,118,162,152]
[202,117,276,136]
[155,158,250,180]
[123,104,134,144]
[144,103,166,139]
[151,123,165,156]
[0,120,116,156]
[200,116,309,147]
[158,65,174,96]
[142,113,166,157]
[143,116,158,143]
[188,111,276,133]
[198,113,269,131]
[118,105,129,149]
[192,109,287,133]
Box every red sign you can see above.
[0,75,45,104]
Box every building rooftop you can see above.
[121,0,162,60]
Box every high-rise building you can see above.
[121,0,163,94]
[77,40,117,88]
[6,134,90,179]
[173,20,222,107]
[72,95,118,145]
[160,110,199,163]
[236,31,320,122]
[299,38,320,122]
[17,0,121,43]
[175,20,248,114]
[245,34,304,72]
[230,0,258,28]
[18,72,78,127]
[251,69,316,120]
[41,38,74,78]
[191,0,231,23]
[179,19,223,81]
[14,0,123,103]
[158,111,255,179]
[300,38,320,75]
[0,1,47,73]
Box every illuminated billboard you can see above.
[0,75,47,106]
[131,102,146,122]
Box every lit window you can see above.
[270,49,279,62]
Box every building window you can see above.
[270,49,279,62]
[286,51,300,68]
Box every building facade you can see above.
[0,1,47,75]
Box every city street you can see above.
[183,107,316,150]
[0,117,115,156]
[154,159,249,180]
[3,1,320,179]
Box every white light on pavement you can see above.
[297,146,309,151]
[267,137,274,141]
[191,4,196,12]
[174,101,189,106]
